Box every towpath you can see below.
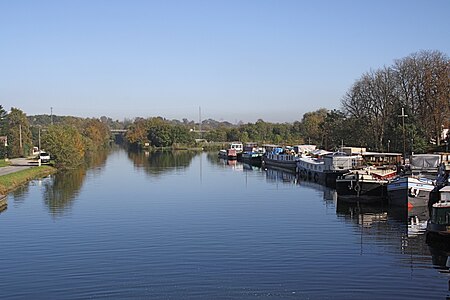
[0,158,39,176]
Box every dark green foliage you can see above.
[5,108,32,158]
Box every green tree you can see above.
[42,125,85,169]
[300,108,328,145]
[6,108,32,157]
[0,105,7,158]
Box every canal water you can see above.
[0,149,449,299]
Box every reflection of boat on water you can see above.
[427,233,450,271]
[387,205,429,237]
[336,200,388,227]
[264,168,298,184]
[218,158,244,170]
[426,235,450,299]
[298,177,337,202]
[243,163,261,171]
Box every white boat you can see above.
[387,176,435,208]
[218,142,243,160]
[262,146,299,172]
[387,154,441,208]
[297,156,325,181]
[297,151,361,184]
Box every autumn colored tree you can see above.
[42,125,85,169]
[125,118,150,148]
[83,118,110,151]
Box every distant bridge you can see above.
[110,129,127,134]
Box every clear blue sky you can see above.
[1,0,449,123]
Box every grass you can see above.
[0,160,11,167]
[0,166,57,195]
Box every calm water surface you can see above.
[0,149,449,299]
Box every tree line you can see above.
[2,50,448,163]
[124,50,449,154]
[0,106,111,169]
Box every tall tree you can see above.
[6,108,32,157]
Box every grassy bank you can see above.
[0,166,57,195]
[0,160,10,168]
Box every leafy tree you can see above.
[0,105,7,158]
[42,125,85,169]
[125,118,150,147]
[83,118,110,151]
[6,108,32,157]
[299,108,327,145]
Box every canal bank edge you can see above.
[0,166,57,196]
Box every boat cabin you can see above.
[431,186,450,226]
[361,152,402,167]
[323,152,362,172]
[229,142,243,152]
[409,154,440,173]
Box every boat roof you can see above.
[361,152,402,157]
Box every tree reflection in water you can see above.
[43,149,109,216]
[127,150,198,176]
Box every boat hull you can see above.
[262,156,298,172]
[240,152,263,166]
[387,177,434,208]
[336,179,388,203]
[426,220,450,236]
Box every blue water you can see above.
[0,149,448,299]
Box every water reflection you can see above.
[10,185,30,204]
[128,150,198,175]
[42,149,110,216]
[336,201,388,228]
[0,197,6,215]
[2,149,450,299]
[299,178,338,203]
[426,235,450,299]
[43,168,86,216]
[264,167,298,184]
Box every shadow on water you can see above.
[127,149,199,176]
[42,148,110,216]
[426,234,450,299]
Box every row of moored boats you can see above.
[218,143,450,238]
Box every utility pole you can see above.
[38,126,41,151]
[398,107,408,164]
[51,107,53,125]
[199,106,202,139]
[19,124,23,155]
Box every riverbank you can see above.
[0,165,57,195]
